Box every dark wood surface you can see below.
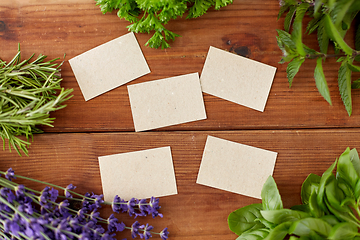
[1,1,360,239]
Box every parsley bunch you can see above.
[95,0,233,49]
[277,0,360,116]
[0,46,73,156]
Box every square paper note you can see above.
[69,32,150,101]
[196,136,278,199]
[98,146,177,201]
[200,46,277,112]
[127,73,207,132]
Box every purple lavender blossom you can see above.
[5,168,16,181]
[131,221,141,238]
[64,184,76,198]
[160,228,169,240]
[139,224,153,240]
[0,168,168,240]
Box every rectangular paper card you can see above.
[98,146,178,201]
[69,32,150,101]
[200,46,277,112]
[196,136,278,199]
[127,73,207,132]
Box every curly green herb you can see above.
[95,0,234,49]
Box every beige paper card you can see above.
[98,146,178,201]
[127,73,207,132]
[69,32,150,101]
[196,136,278,199]
[200,46,277,112]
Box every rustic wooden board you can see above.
[0,0,359,133]
[2,130,360,239]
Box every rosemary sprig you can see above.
[0,45,73,156]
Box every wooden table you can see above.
[1,1,360,239]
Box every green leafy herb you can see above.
[277,0,360,116]
[0,45,73,156]
[95,0,233,49]
[228,147,360,240]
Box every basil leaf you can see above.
[314,57,332,105]
[309,190,324,218]
[349,148,360,177]
[264,222,291,240]
[261,176,283,211]
[337,147,359,189]
[289,218,332,237]
[261,209,310,224]
[228,203,264,235]
[236,228,269,240]
[328,222,360,240]
[320,215,340,226]
[325,177,349,212]
[301,173,321,205]
[317,159,337,212]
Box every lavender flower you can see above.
[0,168,168,240]
[4,168,15,181]
[64,184,76,198]
[160,228,169,240]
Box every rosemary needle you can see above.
[0,45,73,156]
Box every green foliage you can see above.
[277,0,360,116]
[228,148,360,240]
[0,46,73,156]
[95,0,233,48]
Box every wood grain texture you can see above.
[0,0,359,132]
[2,130,360,239]
[1,0,360,239]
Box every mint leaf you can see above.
[314,58,332,105]
[324,14,353,55]
[291,3,309,57]
[338,61,352,116]
[287,57,305,87]
[284,6,296,32]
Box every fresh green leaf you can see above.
[284,6,296,32]
[338,61,353,116]
[337,147,359,189]
[348,63,360,72]
[261,209,310,224]
[287,57,305,87]
[301,173,321,205]
[317,16,330,53]
[187,0,214,19]
[328,222,360,240]
[356,20,360,51]
[332,0,355,28]
[324,14,354,55]
[314,57,332,105]
[314,0,324,17]
[317,159,337,212]
[325,177,349,212]
[351,79,360,89]
[306,17,321,35]
[236,228,269,240]
[291,3,310,56]
[309,190,324,218]
[261,176,283,211]
[278,4,290,20]
[289,218,332,237]
[228,203,264,236]
[320,215,340,226]
[263,222,291,240]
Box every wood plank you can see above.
[1,1,359,133]
[2,129,360,239]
